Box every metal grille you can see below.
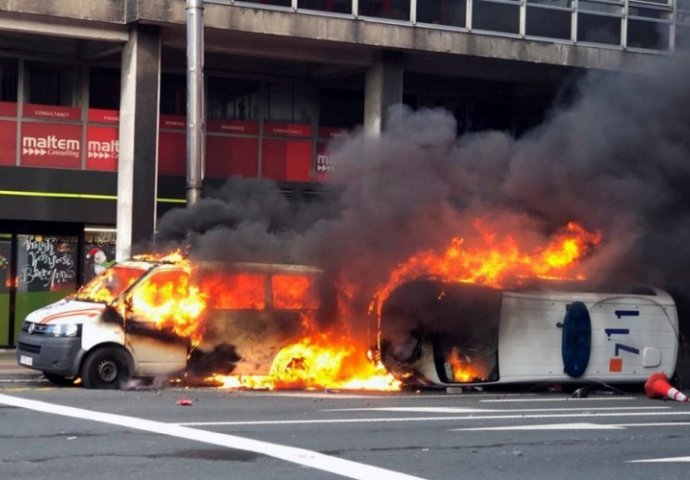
[17,342,41,354]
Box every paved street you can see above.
[1,348,690,480]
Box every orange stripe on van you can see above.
[40,308,105,324]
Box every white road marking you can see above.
[178,410,690,427]
[324,406,666,413]
[480,397,636,403]
[453,422,625,431]
[629,456,690,463]
[0,393,427,480]
[450,422,690,432]
[455,420,690,432]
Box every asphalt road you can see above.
[1,371,690,480]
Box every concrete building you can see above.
[0,0,685,346]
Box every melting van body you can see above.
[16,260,327,388]
[379,279,679,387]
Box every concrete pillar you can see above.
[364,50,404,136]
[116,25,161,261]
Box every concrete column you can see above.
[364,50,404,137]
[116,25,161,261]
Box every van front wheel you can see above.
[81,347,132,389]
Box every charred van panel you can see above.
[380,279,502,385]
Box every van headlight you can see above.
[46,324,81,337]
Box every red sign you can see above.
[159,131,186,175]
[160,115,186,130]
[206,136,259,178]
[261,139,312,182]
[86,126,119,171]
[318,126,348,140]
[88,108,119,124]
[21,122,82,169]
[0,121,16,165]
[314,142,335,182]
[23,103,81,121]
[0,102,17,117]
[207,119,259,135]
[264,122,312,138]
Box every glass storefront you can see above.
[13,234,79,345]
[0,234,10,346]
[0,226,117,347]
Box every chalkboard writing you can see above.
[18,235,77,292]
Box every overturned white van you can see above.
[379,279,680,388]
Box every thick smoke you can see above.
[155,52,690,329]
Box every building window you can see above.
[0,58,18,102]
[25,61,78,107]
[298,0,352,13]
[266,83,314,124]
[526,0,572,40]
[160,73,186,116]
[360,0,411,20]
[89,67,120,110]
[247,0,291,7]
[208,77,261,120]
[473,0,520,34]
[417,0,467,27]
[319,88,364,129]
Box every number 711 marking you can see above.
[605,328,640,356]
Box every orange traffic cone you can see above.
[644,372,688,402]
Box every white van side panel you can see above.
[81,321,126,352]
[498,291,678,383]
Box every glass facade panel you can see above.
[578,0,622,14]
[526,6,572,39]
[417,0,467,27]
[473,1,520,34]
[208,77,261,120]
[161,73,186,116]
[0,58,18,102]
[267,83,314,123]
[25,61,78,107]
[0,235,10,346]
[319,88,364,128]
[247,0,291,6]
[628,19,670,49]
[359,0,411,20]
[298,0,352,13]
[14,234,78,342]
[90,67,120,110]
[578,13,621,44]
[84,229,116,284]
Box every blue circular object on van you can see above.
[562,301,592,378]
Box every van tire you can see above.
[80,346,132,389]
[43,372,76,386]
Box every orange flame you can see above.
[75,265,147,304]
[129,266,208,345]
[209,335,400,391]
[374,220,601,312]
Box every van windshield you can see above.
[74,264,149,304]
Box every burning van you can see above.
[16,259,329,388]
[379,279,680,388]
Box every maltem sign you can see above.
[23,135,80,153]
[21,123,82,168]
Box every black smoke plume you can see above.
[155,53,690,343]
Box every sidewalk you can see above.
[0,348,38,377]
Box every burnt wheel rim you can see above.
[96,359,118,383]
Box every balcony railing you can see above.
[206,0,679,52]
